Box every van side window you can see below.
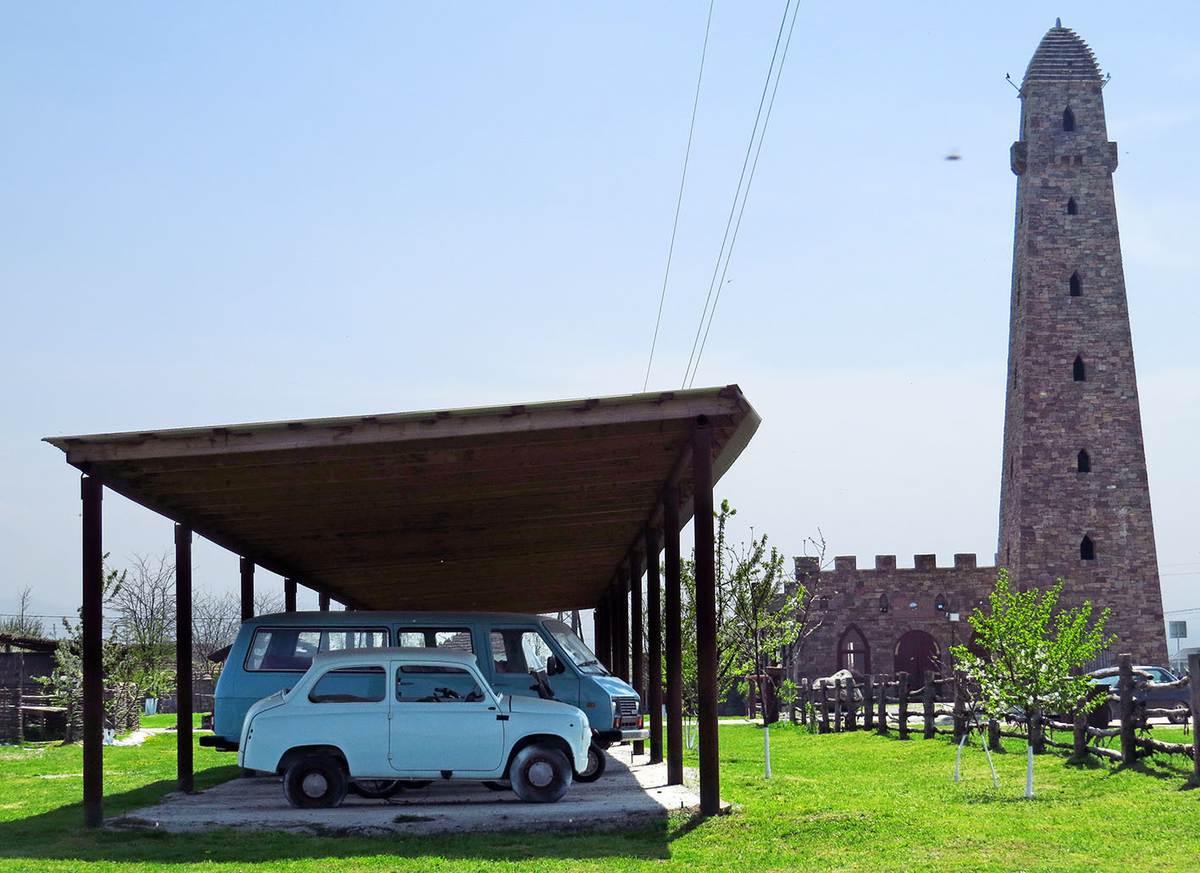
[490,629,553,674]
[309,666,386,703]
[244,626,390,671]
[396,628,474,652]
[395,664,485,702]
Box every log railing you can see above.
[793,652,1199,778]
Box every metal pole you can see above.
[239,557,255,623]
[81,475,104,828]
[646,526,664,765]
[692,418,720,815]
[284,578,296,613]
[175,523,194,793]
[630,552,645,757]
[664,484,683,785]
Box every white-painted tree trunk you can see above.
[764,723,772,778]
[1025,742,1035,798]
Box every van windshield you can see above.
[545,620,609,676]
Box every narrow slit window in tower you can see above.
[879,594,889,614]
[1067,197,1078,215]
[1078,450,1091,473]
[1073,356,1086,381]
[1080,536,1095,561]
[1069,272,1082,296]
[1063,107,1076,131]
[935,593,946,612]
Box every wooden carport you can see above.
[45,385,760,825]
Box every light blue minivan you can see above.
[202,611,647,780]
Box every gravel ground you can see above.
[111,746,705,836]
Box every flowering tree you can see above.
[950,571,1112,797]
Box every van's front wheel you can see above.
[509,744,572,803]
[573,743,607,783]
[283,754,348,808]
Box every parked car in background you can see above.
[1086,665,1190,726]
[239,647,591,807]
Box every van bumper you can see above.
[596,728,650,743]
[199,735,239,752]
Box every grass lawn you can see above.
[0,720,1196,871]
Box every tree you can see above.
[0,587,45,639]
[39,557,127,742]
[108,552,177,700]
[669,500,817,770]
[192,588,284,677]
[950,571,1112,798]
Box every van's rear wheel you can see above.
[283,754,348,808]
[573,743,607,783]
[509,744,572,803]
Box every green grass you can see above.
[0,721,1197,871]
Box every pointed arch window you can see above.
[1063,107,1076,131]
[1081,536,1095,561]
[1078,450,1091,473]
[1069,272,1082,296]
[879,594,889,614]
[1074,356,1086,381]
[935,593,947,612]
[837,626,870,674]
[1067,197,1078,215]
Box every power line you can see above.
[682,0,801,388]
[642,0,716,393]
[690,0,802,388]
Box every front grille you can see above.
[614,696,641,726]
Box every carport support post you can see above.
[594,595,611,671]
[629,553,645,756]
[615,576,630,683]
[664,484,683,786]
[284,578,296,613]
[175,524,193,793]
[692,419,720,815]
[239,557,254,622]
[81,475,104,828]
[646,526,663,765]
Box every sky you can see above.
[2,3,1197,648]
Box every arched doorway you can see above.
[894,630,940,678]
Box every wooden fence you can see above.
[792,652,1200,783]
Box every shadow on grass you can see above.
[0,767,676,866]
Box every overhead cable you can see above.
[683,0,802,388]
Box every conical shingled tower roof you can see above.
[1023,23,1102,85]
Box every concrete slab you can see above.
[112,747,706,836]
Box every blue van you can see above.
[202,611,647,780]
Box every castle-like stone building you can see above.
[799,23,1168,679]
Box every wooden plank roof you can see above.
[45,386,759,614]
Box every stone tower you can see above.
[998,23,1166,664]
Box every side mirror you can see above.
[547,655,565,675]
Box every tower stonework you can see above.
[998,25,1166,663]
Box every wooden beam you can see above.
[240,557,254,623]
[692,420,720,815]
[646,526,663,765]
[664,483,683,786]
[630,552,645,757]
[175,523,193,793]
[81,475,104,828]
